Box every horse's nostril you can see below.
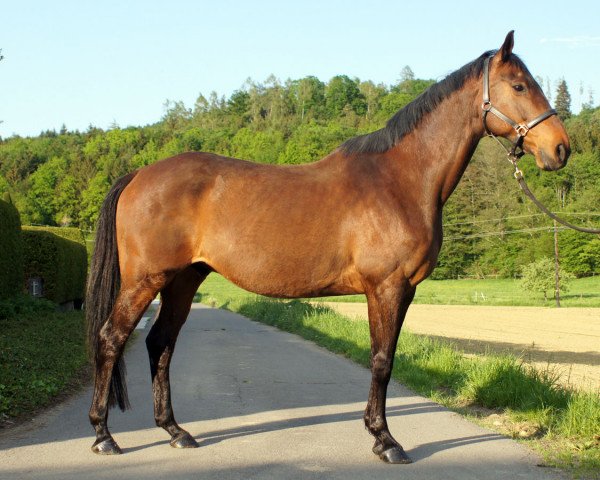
[556,144,570,163]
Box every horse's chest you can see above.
[352,215,441,283]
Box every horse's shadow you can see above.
[122,402,504,461]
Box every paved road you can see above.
[0,305,565,479]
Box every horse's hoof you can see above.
[379,446,412,464]
[170,432,199,449]
[91,437,122,455]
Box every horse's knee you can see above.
[371,351,393,380]
[364,411,386,433]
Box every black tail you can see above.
[86,172,137,411]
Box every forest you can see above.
[1,69,599,279]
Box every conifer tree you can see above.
[554,79,572,120]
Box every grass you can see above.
[197,275,600,479]
[0,295,88,421]
[198,274,600,308]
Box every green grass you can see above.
[197,274,600,308]
[0,295,88,420]
[197,276,600,479]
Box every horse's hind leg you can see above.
[145,265,208,448]
[364,276,416,464]
[89,279,162,454]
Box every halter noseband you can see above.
[481,55,557,162]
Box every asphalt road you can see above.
[0,305,565,479]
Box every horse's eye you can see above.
[513,84,525,92]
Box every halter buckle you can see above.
[481,101,492,112]
[515,124,529,137]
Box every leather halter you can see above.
[481,55,557,160]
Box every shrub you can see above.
[0,198,24,299]
[520,257,574,301]
[23,225,86,246]
[21,229,87,305]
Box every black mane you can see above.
[340,50,525,155]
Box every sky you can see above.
[1,0,599,138]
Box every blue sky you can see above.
[1,0,599,138]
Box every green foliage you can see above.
[0,295,86,419]
[230,127,285,163]
[279,121,355,164]
[79,172,110,229]
[520,257,573,301]
[21,228,87,304]
[565,107,600,153]
[25,156,68,224]
[324,75,366,117]
[24,225,86,245]
[559,229,600,277]
[0,199,24,299]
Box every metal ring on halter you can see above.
[515,125,529,137]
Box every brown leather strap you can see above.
[516,173,600,234]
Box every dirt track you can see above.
[324,303,600,390]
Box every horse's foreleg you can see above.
[89,283,159,454]
[364,278,415,464]
[145,266,206,448]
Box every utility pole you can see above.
[554,220,561,307]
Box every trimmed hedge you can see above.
[0,199,24,299]
[21,229,87,305]
[23,225,86,246]
[24,226,93,267]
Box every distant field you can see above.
[197,274,600,308]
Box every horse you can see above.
[86,31,570,463]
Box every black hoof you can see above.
[91,437,122,455]
[379,446,412,464]
[170,432,199,449]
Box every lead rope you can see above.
[488,133,600,235]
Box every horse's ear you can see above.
[499,30,515,62]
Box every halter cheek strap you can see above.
[482,55,557,161]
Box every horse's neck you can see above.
[393,85,483,206]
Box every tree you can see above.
[294,76,326,121]
[399,65,414,83]
[162,100,192,132]
[359,81,386,120]
[80,173,111,229]
[325,75,366,117]
[554,79,572,121]
[25,156,68,224]
[520,257,573,302]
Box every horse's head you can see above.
[482,31,570,171]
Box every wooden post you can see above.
[554,220,561,308]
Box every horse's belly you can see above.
[196,244,361,299]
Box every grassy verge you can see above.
[197,278,600,479]
[198,274,600,308]
[0,295,88,422]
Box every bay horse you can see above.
[86,31,570,463]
